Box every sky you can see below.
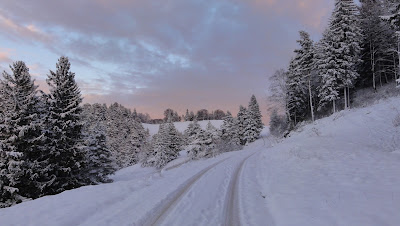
[0,0,334,121]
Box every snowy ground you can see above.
[1,98,400,225]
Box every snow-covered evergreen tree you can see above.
[184,109,190,121]
[0,61,48,205]
[145,121,181,168]
[81,104,116,184]
[316,29,341,112]
[105,103,147,168]
[184,120,202,143]
[237,105,249,145]
[43,56,86,195]
[187,129,216,159]
[286,57,308,124]
[248,95,263,132]
[359,0,397,89]
[329,0,362,109]
[206,121,220,140]
[220,112,241,147]
[383,0,400,82]
[287,31,316,123]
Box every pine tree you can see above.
[184,109,190,121]
[287,31,316,124]
[44,56,85,195]
[81,104,116,184]
[316,29,341,112]
[184,120,202,143]
[297,31,316,121]
[383,0,400,82]
[248,95,263,131]
[329,0,362,109]
[237,105,249,145]
[206,121,220,140]
[286,58,308,124]
[220,112,241,147]
[0,61,48,205]
[359,0,397,89]
[187,129,216,159]
[145,121,181,168]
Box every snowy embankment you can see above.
[1,98,400,225]
[253,97,400,225]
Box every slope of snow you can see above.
[251,97,400,225]
[143,120,224,136]
[1,98,400,225]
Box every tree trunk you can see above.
[308,78,314,122]
[333,99,336,113]
[371,41,376,91]
[347,86,350,109]
[396,35,400,87]
[344,87,347,110]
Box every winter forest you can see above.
[269,0,400,137]
[0,0,399,221]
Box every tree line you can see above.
[140,95,264,169]
[269,0,400,137]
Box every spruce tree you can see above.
[81,104,116,184]
[237,105,249,145]
[44,56,85,194]
[184,109,190,121]
[220,112,241,147]
[145,121,180,168]
[187,129,215,159]
[286,58,307,124]
[248,95,263,132]
[206,121,220,140]
[329,0,362,109]
[316,29,341,112]
[184,120,202,143]
[359,0,397,89]
[0,61,47,205]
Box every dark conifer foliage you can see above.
[44,56,85,194]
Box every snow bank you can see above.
[250,96,400,225]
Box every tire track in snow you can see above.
[143,157,230,226]
[224,150,260,226]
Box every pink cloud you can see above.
[0,12,52,43]
[0,48,13,63]
[245,0,333,31]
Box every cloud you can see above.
[0,48,13,63]
[0,11,52,43]
[244,0,333,32]
[0,0,333,122]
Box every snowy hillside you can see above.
[143,120,224,136]
[1,97,400,225]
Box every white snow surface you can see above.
[143,120,224,136]
[1,98,400,225]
